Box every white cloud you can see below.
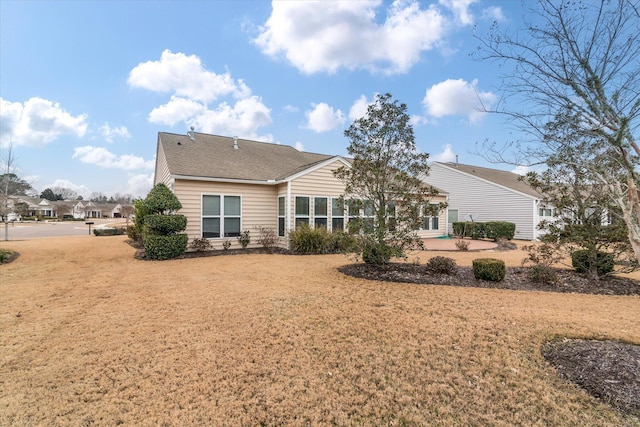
[422,78,496,123]
[128,50,250,103]
[348,95,372,121]
[511,165,531,176]
[439,0,477,25]
[283,105,299,113]
[305,103,345,133]
[129,51,272,139]
[193,96,272,139]
[295,141,305,151]
[73,146,154,170]
[431,143,457,162]
[254,0,450,75]
[125,173,154,198]
[482,6,505,21]
[0,97,88,147]
[99,123,131,143]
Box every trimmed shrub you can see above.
[143,234,188,260]
[143,183,182,214]
[571,250,614,276]
[472,258,506,282]
[451,222,465,237]
[93,227,127,236]
[485,221,516,241]
[426,256,457,275]
[144,214,187,235]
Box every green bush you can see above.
[143,183,182,214]
[289,224,331,254]
[452,222,486,239]
[426,256,457,275]
[528,265,558,284]
[472,258,506,282]
[361,240,403,265]
[328,231,359,254]
[144,214,187,235]
[484,221,516,241]
[571,249,614,276]
[93,227,127,236]
[126,225,141,241]
[143,234,188,260]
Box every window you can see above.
[314,197,328,229]
[448,209,458,223]
[422,204,440,231]
[331,198,345,232]
[202,195,241,238]
[295,196,309,228]
[278,196,285,237]
[539,208,554,217]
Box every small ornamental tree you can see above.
[141,183,188,260]
[334,93,443,265]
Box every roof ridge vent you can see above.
[187,126,195,141]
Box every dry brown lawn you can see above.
[1,236,639,426]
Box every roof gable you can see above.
[158,132,336,182]
[435,162,541,199]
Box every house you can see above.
[153,131,448,249]
[423,162,554,241]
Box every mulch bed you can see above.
[543,339,640,419]
[338,263,640,296]
[340,262,640,421]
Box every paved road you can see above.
[1,219,129,240]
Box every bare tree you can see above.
[1,143,17,240]
[475,0,640,261]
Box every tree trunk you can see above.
[624,177,640,263]
[4,220,8,241]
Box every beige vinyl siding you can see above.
[287,159,347,232]
[174,179,278,249]
[154,145,172,187]
[426,163,537,240]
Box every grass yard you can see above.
[1,236,639,426]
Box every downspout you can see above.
[533,200,540,241]
[286,180,291,250]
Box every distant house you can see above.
[153,132,448,249]
[6,197,132,220]
[424,162,555,241]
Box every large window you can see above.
[278,196,286,237]
[314,197,328,229]
[331,198,345,232]
[202,195,241,238]
[422,203,440,231]
[295,196,310,228]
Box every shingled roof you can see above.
[436,162,542,198]
[158,132,337,182]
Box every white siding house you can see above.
[424,162,553,241]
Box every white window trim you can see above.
[201,193,242,239]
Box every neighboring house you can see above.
[7,196,57,218]
[424,162,555,241]
[153,132,448,249]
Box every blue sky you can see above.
[1,0,530,199]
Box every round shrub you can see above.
[426,256,457,275]
[144,214,187,235]
[571,250,614,276]
[143,234,188,260]
[472,258,506,282]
